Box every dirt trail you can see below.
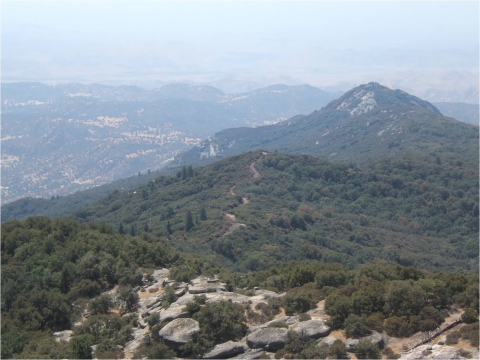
[249,161,261,178]
[219,158,262,237]
[226,213,237,221]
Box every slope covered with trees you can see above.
[62,149,478,273]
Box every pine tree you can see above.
[130,225,136,236]
[185,211,194,232]
[118,222,125,234]
[182,166,187,180]
[167,221,172,235]
[200,206,207,221]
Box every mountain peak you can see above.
[326,82,440,116]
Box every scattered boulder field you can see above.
[68,268,477,359]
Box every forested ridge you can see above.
[58,149,479,273]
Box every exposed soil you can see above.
[139,288,160,299]
[220,159,259,237]
[221,222,246,237]
[249,161,261,178]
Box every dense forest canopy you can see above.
[50,150,480,273]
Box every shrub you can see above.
[384,316,410,338]
[247,309,267,325]
[146,313,160,328]
[298,313,311,322]
[445,330,460,345]
[161,286,177,309]
[460,323,479,347]
[366,312,385,332]
[329,339,348,359]
[268,321,288,328]
[146,343,176,359]
[344,314,371,338]
[116,286,139,312]
[383,346,401,359]
[70,335,93,359]
[461,308,479,324]
[89,294,113,315]
[354,339,380,359]
[192,301,247,344]
[282,292,316,315]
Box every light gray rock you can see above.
[124,328,148,355]
[399,344,478,359]
[285,316,299,326]
[438,335,446,345]
[344,331,387,352]
[231,348,266,359]
[345,339,359,352]
[252,289,283,299]
[175,287,188,297]
[248,317,292,333]
[246,328,289,351]
[145,296,163,309]
[190,276,213,286]
[203,341,247,359]
[317,336,338,348]
[169,291,250,307]
[361,331,386,349]
[159,318,200,348]
[159,304,190,323]
[206,292,250,304]
[151,268,169,282]
[53,330,73,342]
[293,319,331,339]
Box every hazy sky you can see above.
[3,1,478,49]
[2,1,479,92]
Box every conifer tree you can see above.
[185,211,194,232]
[200,206,207,221]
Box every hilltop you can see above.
[173,83,478,166]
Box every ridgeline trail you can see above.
[217,157,263,238]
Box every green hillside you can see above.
[67,150,478,273]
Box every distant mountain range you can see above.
[1,82,335,204]
[173,82,478,167]
[433,102,479,126]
